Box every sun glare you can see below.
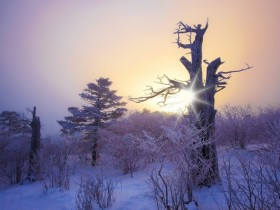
[162,89,196,113]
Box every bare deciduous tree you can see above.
[131,21,252,185]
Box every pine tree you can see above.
[58,77,127,165]
[0,111,31,137]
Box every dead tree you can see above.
[27,106,41,182]
[131,21,252,185]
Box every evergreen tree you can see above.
[58,77,127,165]
[0,111,31,137]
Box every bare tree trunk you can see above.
[177,23,220,185]
[27,106,41,182]
[91,127,99,166]
[91,140,98,166]
[131,21,251,186]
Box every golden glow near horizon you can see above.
[1,0,280,134]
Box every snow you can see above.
[0,182,76,210]
[0,165,157,210]
[0,145,276,210]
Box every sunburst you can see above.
[162,89,197,113]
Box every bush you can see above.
[266,119,280,153]
[100,132,141,177]
[217,105,257,149]
[40,138,76,192]
[99,112,176,176]
[221,154,280,210]
[148,121,213,209]
[0,137,30,185]
[149,163,194,210]
[76,172,118,210]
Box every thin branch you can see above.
[202,19,209,33]
[219,64,252,75]
[155,75,170,86]
[217,81,227,86]
[203,60,210,65]
[18,113,32,126]
[217,74,231,80]
[130,86,174,104]
[177,43,192,49]
[215,63,253,93]
[175,21,195,34]
[129,75,190,105]
[215,85,226,93]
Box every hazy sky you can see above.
[1,0,280,135]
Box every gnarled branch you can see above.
[174,20,208,50]
[129,75,190,105]
[180,56,193,77]
[215,63,252,93]
[218,63,252,75]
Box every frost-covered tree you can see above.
[58,77,127,166]
[0,107,41,183]
[0,111,31,184]
[0,111,31,137]
[131,21,252,185]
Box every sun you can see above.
[162,89,197,113]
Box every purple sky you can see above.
[1,0,280,135]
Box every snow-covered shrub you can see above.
[266,120,280,142]
[266,119,280,159]
[217,105,257,149]
[258,107,280,166]
[148,120,212,208]
[257,150,280,203]
[0,135,9,152]
[0,137,29,185]
[114,134,139,177]
[162,120,214,187]
[76,173,118,210]
[149,163,196,210]
[100,131,140,177]
[99,111,175,175]
[62,133,93,166]
[221,155,280,210]
[40,138,75,192]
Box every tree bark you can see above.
[132,21,251,185]
[91,139,98,166]
[177,23,220,185]
[27,106,41,182]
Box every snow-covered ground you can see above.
[0,144,277,210]
[0,165,156,210]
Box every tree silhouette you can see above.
[27,106,41,182]
[131,21,252,185]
